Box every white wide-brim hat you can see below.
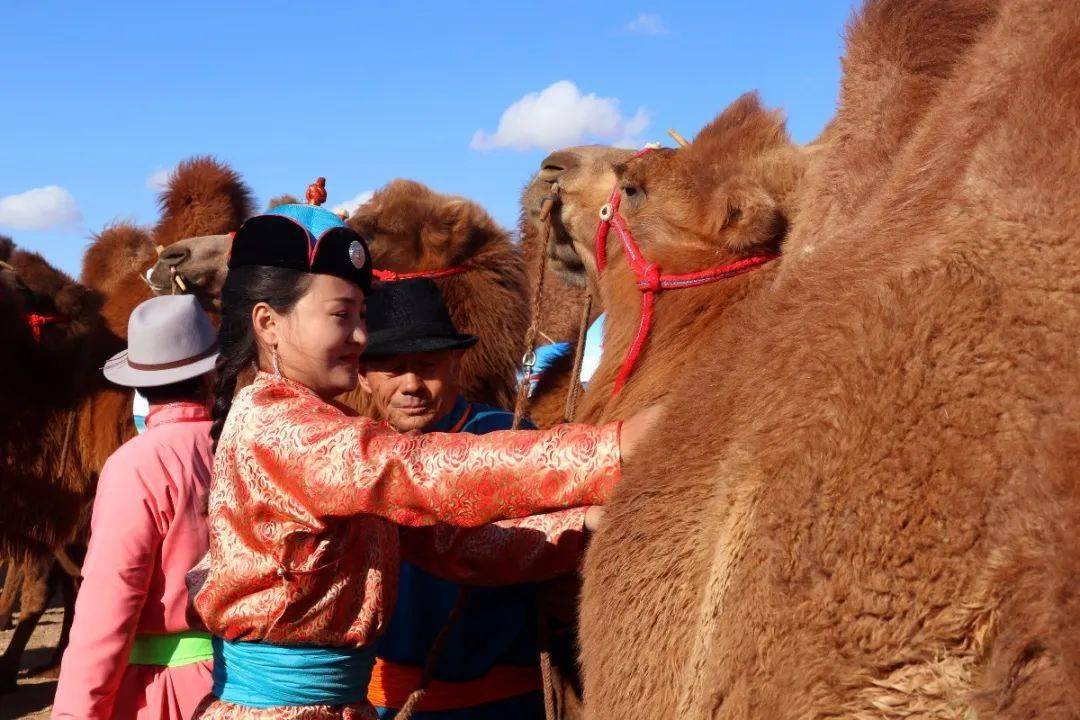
[103,294,219,388]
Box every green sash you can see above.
[129,630,214,667]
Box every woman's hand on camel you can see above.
[584,506,605,532]
[618,404,664,462]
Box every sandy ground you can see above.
[0,605,63,720]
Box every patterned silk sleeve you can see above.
[243,378,622,527]
[400,508,589,586]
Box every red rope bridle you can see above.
[25,312,64,342]
[593,147,780,397]
[372,265,470,283]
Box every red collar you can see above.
[593,147,780,398]
[372,265,470,282]
[145,402,211,428]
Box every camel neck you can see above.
[581,261,776,421]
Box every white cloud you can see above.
[471,80,650,152]
[146,168,172,190]
[626,13,668,35]
[0,186,82,231]
[332,190,374,217]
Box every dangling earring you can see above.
[271,346,282,377]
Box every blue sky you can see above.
[1,2,854,277]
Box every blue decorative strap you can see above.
[212,636,376,709]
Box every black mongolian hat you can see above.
[228,178,372,293]
[362,279,478,357]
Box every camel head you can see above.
[521,145,635,293]
[148,233,232,312]
[523,93,806,298]
[3,241,105,397]
[92,157,253,330]
[603,93,804,275]
[348,179,510,271]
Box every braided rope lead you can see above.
[563,294,593,423]
[512,184,559,430]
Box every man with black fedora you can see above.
[54,294,217,720]
[358,279,599,719]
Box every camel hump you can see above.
[154,156,255,247]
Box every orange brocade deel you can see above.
[192,371,621,719]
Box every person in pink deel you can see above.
[52,294,220,720]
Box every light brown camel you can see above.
[541,1,1076,717]
[154,179,533,416]
[514,98,808,720]
[0,156,253,692]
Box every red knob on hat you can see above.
[306,177,327,206]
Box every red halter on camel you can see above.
[372,266,470,283]
[593,147,780,398]
[25,312,65,342]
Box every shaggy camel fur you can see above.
[345,179,529,413]
[0,156,253,691]
[573,1,1079,717]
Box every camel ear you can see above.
[709,182,787,255]
[692,92,789,164]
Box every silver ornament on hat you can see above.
[348,240,367,270]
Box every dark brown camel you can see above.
[0,156,253,692]
[0,240,107,692]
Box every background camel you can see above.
[345,178,529,413]
[570,0,1079,717]
[0,156,252,692]
[0,241,107,692]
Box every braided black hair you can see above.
[210,266,313,450]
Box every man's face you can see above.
[358,349,463,432]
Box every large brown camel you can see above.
[0,156,253,692]
[153,178,534,416]
[535,1,1077,717]
[514,97,808,720]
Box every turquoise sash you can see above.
[212,636,376,708]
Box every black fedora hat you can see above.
[363,279,478,357]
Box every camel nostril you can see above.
[538,151,580,182]
[158,246,190,267]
